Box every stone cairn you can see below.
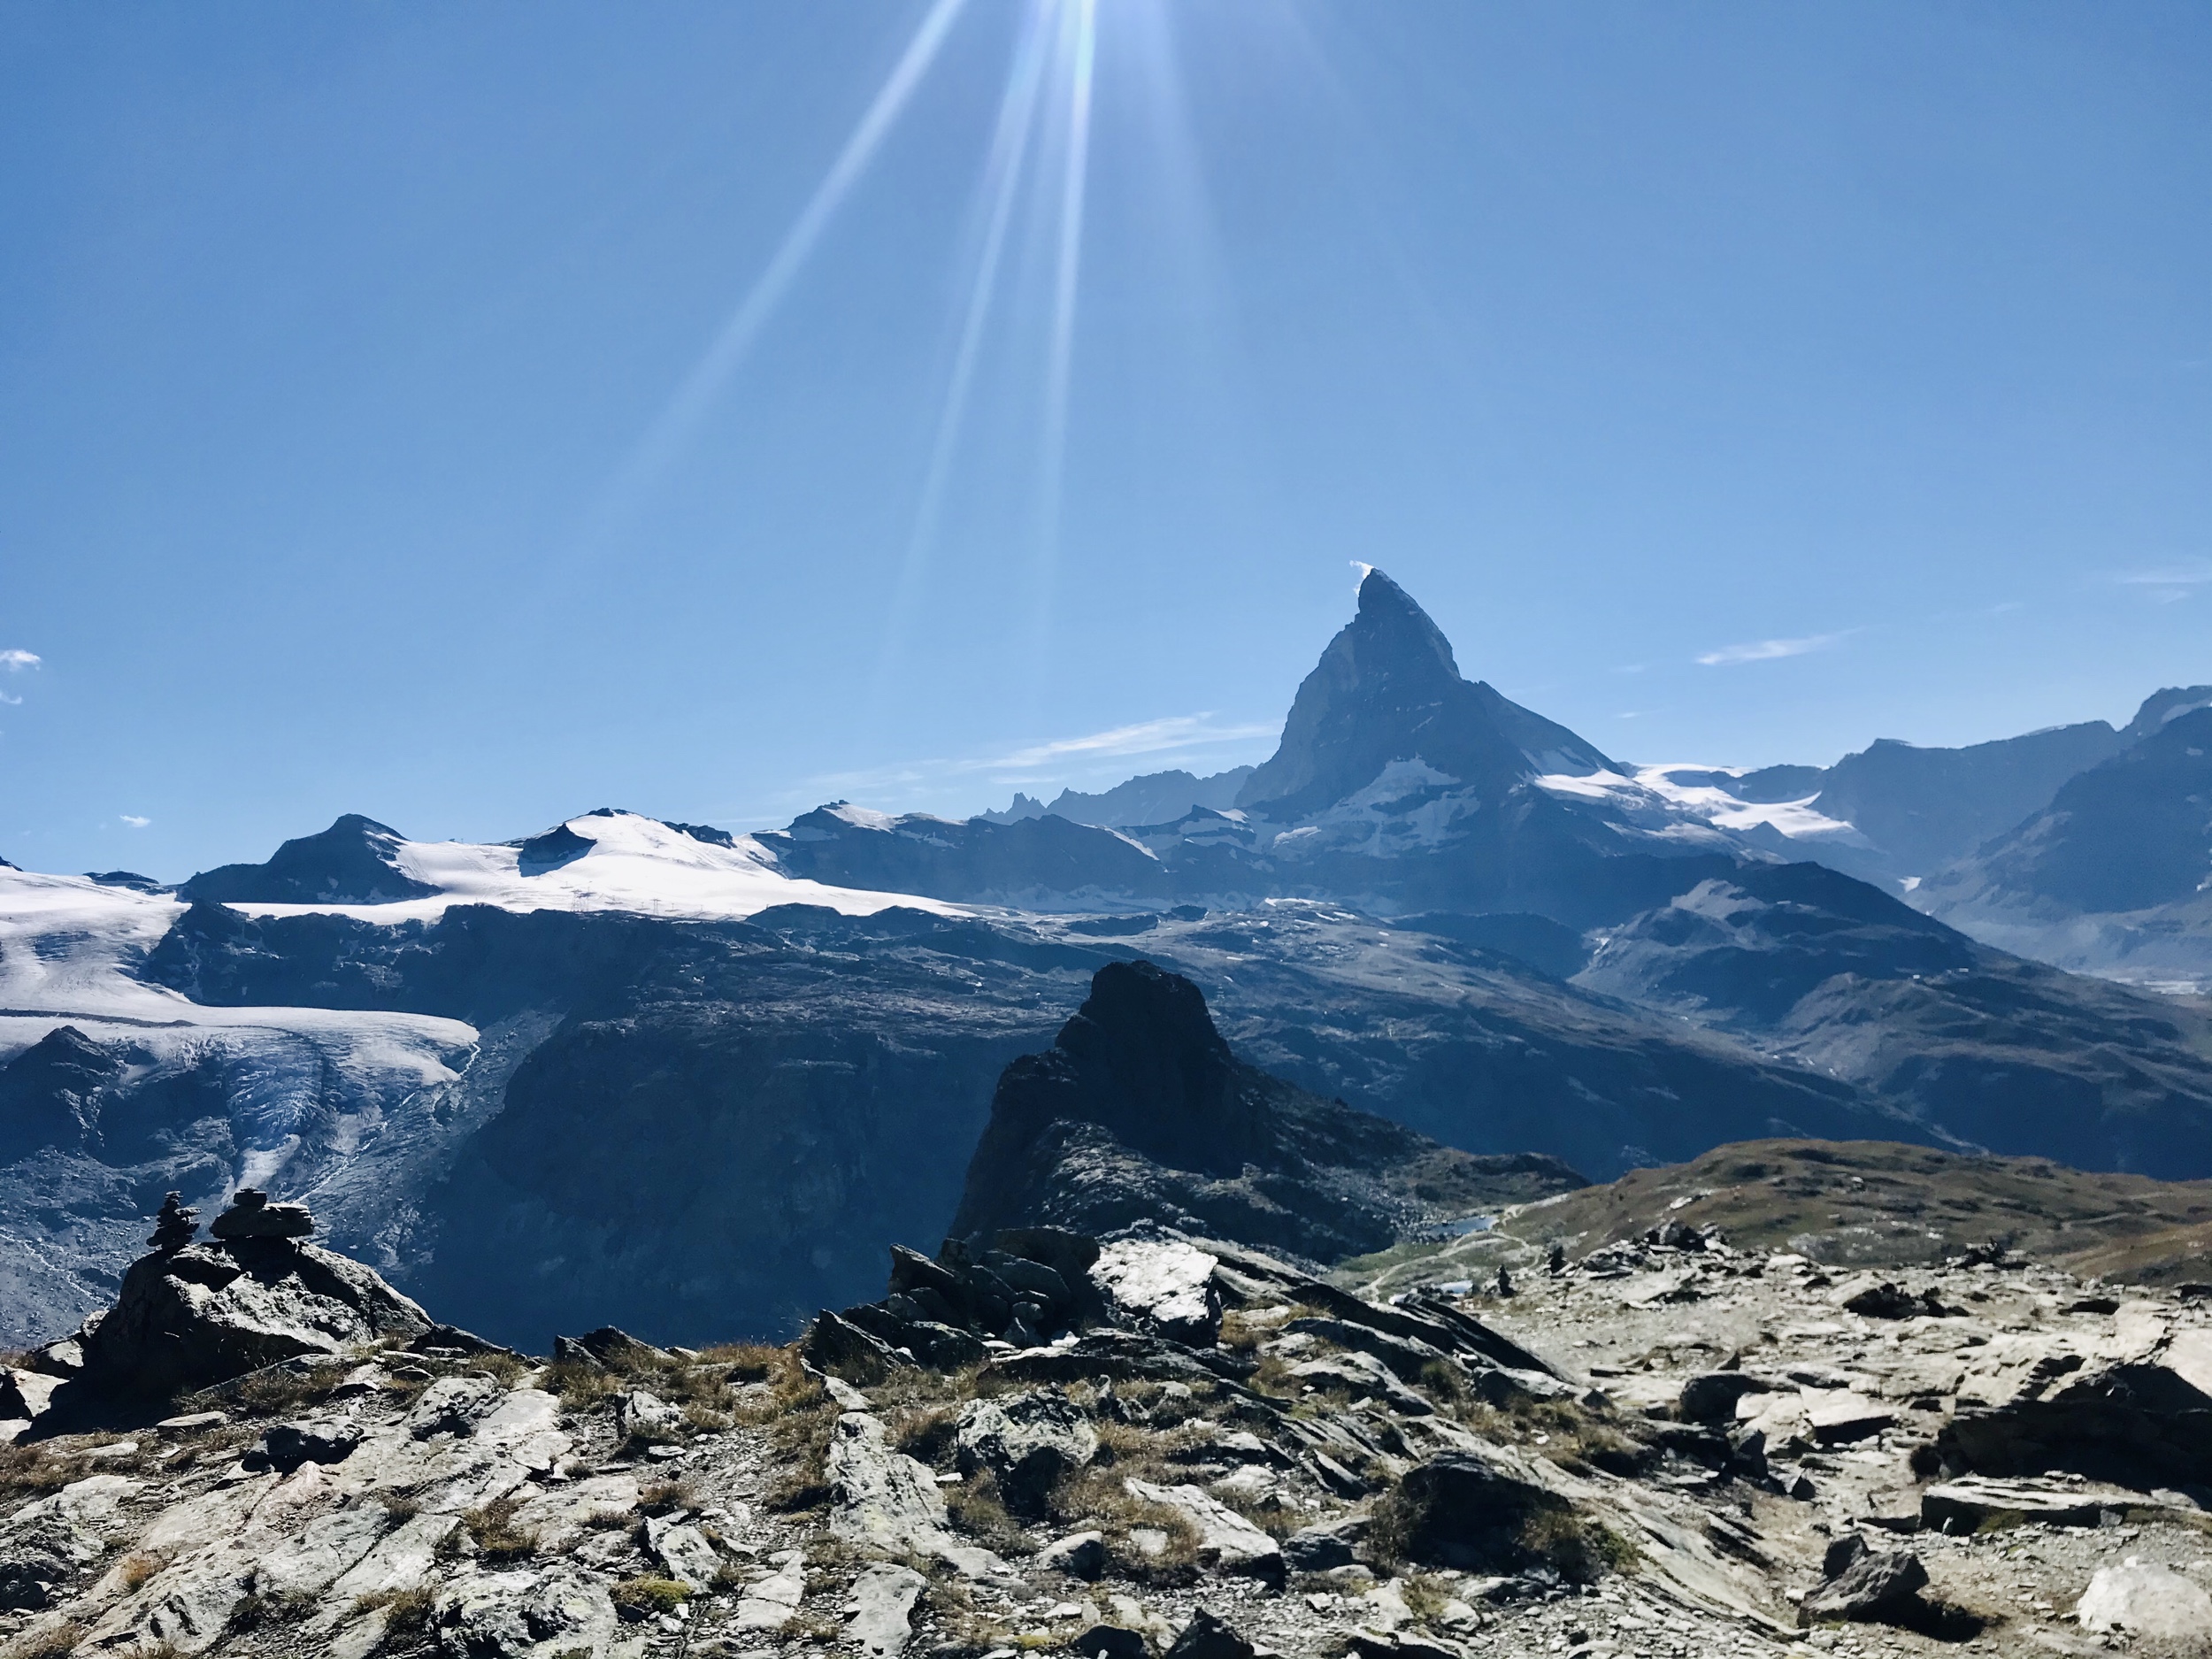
[208,1187,315,1241]
[147,1192,198,1252]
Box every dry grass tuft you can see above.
[944,1469,1031,1555]
[461,1495,539,1563]
[890,1403,961,1467]
[637,1478,697,1516]
[763,1395,841,1513]
[232,1364,342,1418]
[351,1583,434,1634]
[544,1361,622,1411]
[609,1576,691,1618]
[116,1552,165,1592]
[5,1622,87,1659]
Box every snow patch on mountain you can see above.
[227,810,962,926]
[1533,764,1868,847]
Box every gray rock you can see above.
[1089,1237,1222,1346]
[434,1564,618,1658]
[1165,1610,1256,1659]
[1676,1371,1778,1425]
[1070,1624,1149,1659]
[955,1391,1098,1513]
[1289,1354,1434,1417]
[1037,1530,1107,1578]
[1122,1479,1284,1582]
[804,1309,913,1383]
[79,1235,432,1399]
[847,1561,926,1659]
[1836,1276,1924,1319]
[1286,1317,1454,1387]
[645,1516,720,1590]
[1377,1450,1570,1573]
[827,1409,1008,1579]
[556,1326,669,1371]
[209,1187,316,1240]
[1801,1548,1930,1624]
[2076,1556,2212,1640]
[256,1419,364,1472]
[733,1549,807,1631]
[1284,1513,1371,1572]
[613,1389,682,1446]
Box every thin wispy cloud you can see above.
[0,649,39,671]
[2116,561,2212,587]
[119,815,150,829]
[2116,560,2212,602]
[1695,632,1848,667]
[795,713,1279,803]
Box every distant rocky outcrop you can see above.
[74,1187,433,1399]
[950,959,1586,1264]
[176,812,438,904]
[0,1026,121,1157]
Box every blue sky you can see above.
[3,1,2208,879]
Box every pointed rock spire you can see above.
[1235,568,1615,821]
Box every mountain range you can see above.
[3,569,2209,1353]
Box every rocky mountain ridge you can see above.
[6,1145,2212,1659]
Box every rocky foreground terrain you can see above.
[5,1164,2212,1659]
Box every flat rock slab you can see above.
[733,1550,808,1631]
[1922,1476,2140,1532]
[847,1561,926,1658]
[1090,1238,1221,1346]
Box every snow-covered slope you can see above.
[217,809,964,926]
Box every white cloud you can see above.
[119,815,150,829]
[0,649,39,672]
[0,692,18,706]
[1695,632,1847,667]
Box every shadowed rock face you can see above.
[0,1026,122,1157]
[176,813,437,904]
[949,960,1587,1263]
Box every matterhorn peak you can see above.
[1235,568,1615,821]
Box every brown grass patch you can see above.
[352,1584,434,1634]
[5,1622,87,1659]
[638,1478,697,1516]
[763,1396,841,1513]
[609,1577,691,1617]
[944,1469,1032,1555]
[462,1495,539,1563]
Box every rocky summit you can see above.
[949,960,1586,1265]
[6,1145,2212,1659]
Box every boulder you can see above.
[1939,1329,2212,1485]
[1677,1371,1778,1425]
[1071,1625,1149,1659]
[254,1420,364,1472]
[432,1564,618,1658]
[1122,1479,1284,1583]
[1286,1318,1454,1387]
[555,1326,669,1371]
[1374,1450,1571,1574]
[1289,1354,1434,1417]
[1037,1530,1107,1578]
[955,1391,1098,1514]
[645,1516,721,1590]
[1090,1237,1222,1346]
[827,1410,1007,1579]
[2076,1556,2212,1640]
[612,1390,682,1446]
[1801,1548,1930,1624]
[803,1310,912,1384]
[208,1187,315,1240]
[79,1233,433,1399]
[1921,1476,2124,1532]
[1284,1513,1371,1572]
[1165,1610,1256,1659]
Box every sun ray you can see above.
[589,0,972,534]
[872,1,1056,703]
[1027,0,1098,683]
